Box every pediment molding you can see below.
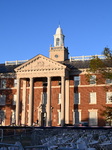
[15,54,66,73]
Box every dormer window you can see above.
[90,75,96,84]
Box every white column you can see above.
[65,79,69,124]
[29,78,34,126]
[46,77,51,126]
[22,79,26,125]
[61,76,65,126]
[16,78,20,125]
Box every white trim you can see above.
[88,109,98,126]
[89,92,97,104]
[106,92,112,104]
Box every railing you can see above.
[50,46,63,50]
[5,60,28,66]
[70,55,105,62]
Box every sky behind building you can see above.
[0,0,112,63]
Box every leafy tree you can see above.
[87,47,112,125]
[101,106,112,126]
[88,47,112,82]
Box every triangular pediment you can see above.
[15,54,66,72]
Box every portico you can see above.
[15,54,70,126]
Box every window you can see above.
[74,76,80,86]
[89,92,96,104]
[13,95,17,105]
[106,79,112,84]
[14,79,17,87]
[89,110,98,126]
[56,38,60,46]
[73,110,81,125]
[106,92,112,104]
[90,75,96,84]
[0,110,5,125]
[57,110,61,125]
[42,92,47,105]
[0,95,6,105]
[11,110,16,124]
[1,79,6,88]
[74,93,80,104]
[58,93,61,104]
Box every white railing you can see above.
[70,55,105,62]
[5,60,28,66]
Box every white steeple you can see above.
[54,25,65,47]
[49,26,69,61]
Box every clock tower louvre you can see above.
[49,26,69,61]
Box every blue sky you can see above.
[0,0,112,63]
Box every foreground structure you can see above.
[0,26,112,126]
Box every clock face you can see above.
[55,54,58,58]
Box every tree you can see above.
[101,106,112,126]
[88,47,112,83]
[87,47,112,125]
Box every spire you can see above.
[54,26,65,47]
[49,26,69,61]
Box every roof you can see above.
[55,26,63,35]
[0,59,111,74]
[0,60,90,73]
[60,60,90,69]
[0,64,20,73]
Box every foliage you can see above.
[103,47,112,60]
[87,47,112,83]
[101,106,112,126]
[88,47,112,125]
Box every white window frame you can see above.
[89,92,96,104]
[88,109,98,126]
[74,76,80,86]
[1,79,6,89]
[106,79,112,84]
[0,95,6,105]
[106,92,112,104]
[90,75,96,84]
[74,93,80,104]
[14,79,17,87]
[73,109,81,125]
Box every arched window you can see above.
[56,38,60,46]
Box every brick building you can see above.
[0,26,112,126]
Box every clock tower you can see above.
[49,26,69,61]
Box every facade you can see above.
[0,26,112,127]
